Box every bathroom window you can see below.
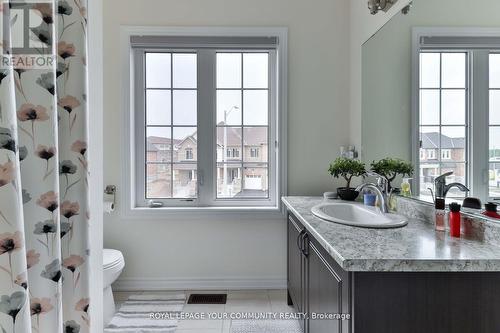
[128,30,286,211]
[414,31,500,201]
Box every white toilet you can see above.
[103,249,125,325]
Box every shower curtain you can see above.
[0,1,90,332]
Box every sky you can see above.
[145,52,269,140]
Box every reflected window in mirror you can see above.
[414,34,500,202]
[418,52,468,201]
[489,54,500,199]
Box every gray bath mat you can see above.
[231,319,302,333]
[104,293,186,333]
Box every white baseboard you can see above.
[113,276,287,291]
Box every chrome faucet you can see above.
[355,172,390,214]
[434,171,470,199]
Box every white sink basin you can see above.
[311,202,408,229]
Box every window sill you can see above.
[119,205,285,221]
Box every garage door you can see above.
[244,175,262,190]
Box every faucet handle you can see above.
[435,171,453,182]
[365,171,389,193]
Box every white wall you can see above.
[360,0,500,164]
[103,0,351,289]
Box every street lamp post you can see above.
[223,106,239,195]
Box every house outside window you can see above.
[125,28,287,212]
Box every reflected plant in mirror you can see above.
[370,158,413,192]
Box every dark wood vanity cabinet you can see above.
[287,212,500,333]
[287,214,351,333]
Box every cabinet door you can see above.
[287,215,304,314]
[307,240,345,333]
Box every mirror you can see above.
[361,0,500,214]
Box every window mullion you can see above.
[196,49,216,206]
[470,50,490,201]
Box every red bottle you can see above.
[449,203,461,238]
[483,202,500,219]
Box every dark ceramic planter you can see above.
[337,187,359,201]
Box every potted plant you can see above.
[370,158,414,192]
[328,157,366,201]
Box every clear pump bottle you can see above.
[434,198,446,232]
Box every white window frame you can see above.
[427,149,436,160]
[441,149,451,160]
[412,27,500,201]
[120,26,288,219]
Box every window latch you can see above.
[148,200,164,208]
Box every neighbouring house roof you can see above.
[147,141,158,152]
[216,126,267,147]
[421,132,465,149]
[146,125,267,153]
[147,136,183,152]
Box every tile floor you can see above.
[113,289,295,333]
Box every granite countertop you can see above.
[282,196,500,272]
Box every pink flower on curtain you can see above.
[16,104,50,148]
[17,104,49,121]
[75,298,89,313]
[31,297,54,331]
[72,140,88,173]
[58,42,76,59]
[58,96,81,135]
[0,231,22,254]
[62,255,84,273]
[36,191,59,214]
[30,297,54,315]
[60,201,80,220]
[71,140,87,155]
[0,160,15,187]
[26,249,40,269]
[0,161,15,226]
[75,297,90,326]
[14,272,27,289]
[63,255,85,289]
[60,201,79,252]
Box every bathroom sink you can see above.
[311,202,408,228]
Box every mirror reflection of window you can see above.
[418,52,467,199]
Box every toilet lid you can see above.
[103,249,124,269]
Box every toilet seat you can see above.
[103,249,124,289]
[103,249,124,270]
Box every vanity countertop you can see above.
[282,196,500,272]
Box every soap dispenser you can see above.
[401,178,412,197]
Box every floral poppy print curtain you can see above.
[0,0,90,332]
